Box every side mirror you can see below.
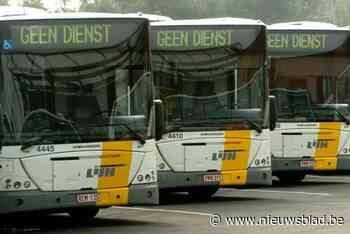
[154,99,164,141]
[269,95,277,131]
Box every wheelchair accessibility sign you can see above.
[3,40,13,50]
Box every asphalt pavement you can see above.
[2,175,350,234]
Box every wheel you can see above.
[158,190,174,204]
[276,173,306,185]
[188,187,219,200]
[68,207,99,220]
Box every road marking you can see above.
[221,188,332,196]
[306,175,323,178]
[307,175,350,180]
[112,206,212,216]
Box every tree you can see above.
[78,0,350,25]
[58,0,79,12]
[0,0,8,5]
[80,0,118,12]
[23,0,45,9]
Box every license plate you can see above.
[300,160,314,168]
[77,193,100,203]
[203,174,221,183]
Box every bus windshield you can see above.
[269,32,350,123]
[0,19,153,146]
[152,26,266,132]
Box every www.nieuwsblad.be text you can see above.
[209,214,345,227]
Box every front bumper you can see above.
[246,167,272,186]
[272,157,339,172]
[336,155,350,171]
[0,183,158,214]
[158,168,271,189]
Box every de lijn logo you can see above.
[307,140,329,149]
[3,40,13,50]
[86,166,116,178]
[212,150,236,161]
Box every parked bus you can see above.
[0,13,159,218]
[268,22,350,184]
[151,18,272,198]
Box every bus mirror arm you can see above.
[269,95,277,131]
[154,99,164,141]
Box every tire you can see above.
[68,207,99,220]
[188,187,219,200]
[277,173,306,185]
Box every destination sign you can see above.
[268,31,350,56]
[151,27,262,51]
[156,30,233,48]
[268,33,326,49]
[16,24,112,45]
[4,20,144,51]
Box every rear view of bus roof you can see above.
[269,21,345,31]
[152,17,265,26]
[0,12,152,22]
[123,12,172,22]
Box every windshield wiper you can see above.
[87,123,146,145]
[117,123,146,145]
[20,123,147,150]
[21,136,46,151]
[244,119,262,133]
[335,110,350,125]
[20,128,81,151]
[169,119,263,133]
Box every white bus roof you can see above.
[0,12,151,22]
[123,12,172,22]
[268,21,348,31]
[0,6,47,17]
[151,17,265,27]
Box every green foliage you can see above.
[0,0,8,6]
[78,0,348,25]
[23,0,45,9]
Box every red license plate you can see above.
[203,174,221,183]
[77,193,100,203]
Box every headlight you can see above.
[24,181,31,189]
[13,181,21,189]
[255,159,260,166]
[137,175,144,182]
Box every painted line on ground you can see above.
[221,188,332,196]
[306,175,323,178]
[307,175,350,180]
[112,206,212,216]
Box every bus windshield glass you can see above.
[269,30,350,123]
[152,26,266,132]
[0,19,153,146]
